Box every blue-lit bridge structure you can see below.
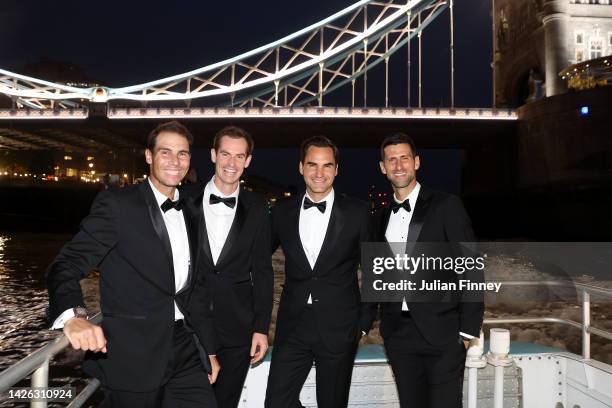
[0,0,517,150]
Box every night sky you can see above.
[1,0,493,198]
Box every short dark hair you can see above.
[380,133,417,160]
[300,135,339,164]
[147,121,193,150]
[213,126,254,156]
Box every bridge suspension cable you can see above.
[0,0,453,109]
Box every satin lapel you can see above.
[290,195,313,273]
[215,195,248,267]
[142,182,174,286]
[312,194,345,274]
[177,199,198,295]
[379,206,392,241]
[407,186,432,244]
[195,192,214,266]
[380,206,396,258]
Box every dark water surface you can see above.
[0,231,100,407]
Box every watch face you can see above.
[74,307,88,319]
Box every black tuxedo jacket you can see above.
[362,185,484,346]
[181,183,274,348]
[271,193,370,353]
[46,182,215,392]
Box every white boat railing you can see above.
[483,280,612,360]
[0,281,610,407]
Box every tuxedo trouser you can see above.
[213,344,251,408]
[102,320,217,408]
[264,306,357,408]
[384,312,466,408]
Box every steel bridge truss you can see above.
[0,0,450,109]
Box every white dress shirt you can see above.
[384,182,473,340]
[203,176,239,265]
[148,179,191,321]
[51,179,190,329]
[385,183,421,312]
[299,189,334,304]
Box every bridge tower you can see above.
[493,0,612,107]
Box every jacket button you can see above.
[214,269,220,275]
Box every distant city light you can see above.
[580,106,590,115]
[64,155,72,161]
[88,163,94,168]
[123,173,128,178]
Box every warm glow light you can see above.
[108,107,518,121]
[123,173,128,178]
[88,163,94,168]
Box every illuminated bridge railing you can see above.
[107,106,517,120]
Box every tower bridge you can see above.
[0,0,517,153]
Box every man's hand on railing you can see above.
[208,355,220,384]
[63,317,107,353]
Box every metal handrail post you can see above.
[583,290,591,360]
[30,358,49,408]
[493,365,504,408]
[467,367,478,408]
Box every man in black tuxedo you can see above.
[47,121,219,407]
[264,136,370,408]
[181,126,273,408]
[362,133,484,408]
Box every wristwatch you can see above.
[73,306,89,320]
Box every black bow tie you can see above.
[303,197,326,213]
[391,199,411,214]
[210,194,236,209]
[161,198,184,213]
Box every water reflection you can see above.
[0,232,98,407]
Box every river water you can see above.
[0,232,101,407]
